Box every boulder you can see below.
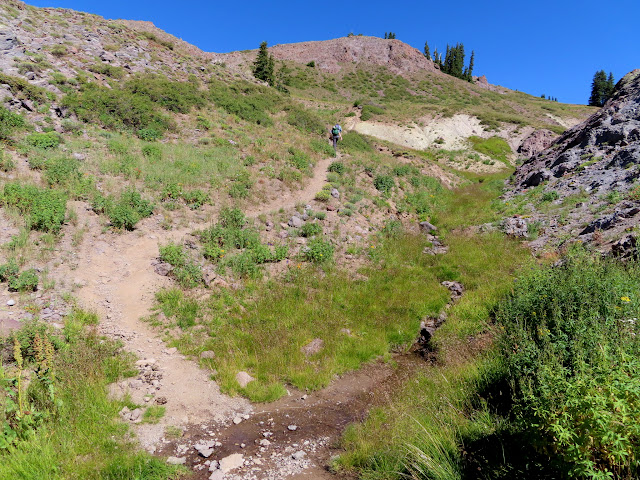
[301,338,324,356]
[235,371,255,388]
[0,25,18,51]
[518,129,557,158]
[288,216,304,228]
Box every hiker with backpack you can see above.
[330,124,342,155]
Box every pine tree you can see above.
[253,41,275,86]
[588,70,608,106]
[466,50,474,81]
[424,41,431,60]
[605,72,616,101]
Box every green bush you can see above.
[2,183,67,233]
[285,105,325,135]
[159,242,202,288]
[340,132,373,153]
[495,253,640,479]
[63,83,173,134]
[374,175,394,195]
[141,143,162,160]
[0,259,19,282]
[26,132,61,149]
[541,191,560,202]
[0,106,26,141]
[300,222,322,237]
[43,156,81,186]
[304,239,334,263]
[209,79,279,126]
[288,148,310,171]
[181,189,208,209]
[328,161,345,174]
[310,138,335,157]
[314,190,330,202]
[360,104,385,121]
[8,269,38,292]
[93,188,153,231]
[137,128,162,141]
[228,170,253,198]
[0,149,15,172]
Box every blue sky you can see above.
[26,0,638,105]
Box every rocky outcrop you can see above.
[211,36,438,76]
[507,70,640,250]
[513,70,640,193]
[517,129,557,158]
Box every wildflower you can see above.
[621,296,631,302]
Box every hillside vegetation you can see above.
[0,2,636,480]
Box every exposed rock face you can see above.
[0,25,18,51]
[517,129,557,158]
[507,70,640,250]
[513,70,640,193]
[212,36,438,76]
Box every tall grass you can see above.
[0,315,180,479]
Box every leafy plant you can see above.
[2,183,67,233]
[374,175,394,196]
[26,132,61,150]
[304,239,334,263]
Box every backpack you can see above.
[331,126,340,136]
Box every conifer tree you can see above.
[424,41,431,60]
[588,70,608,106]
[605,72,616,100]
[466,50,474,81]
[253,41,275,86]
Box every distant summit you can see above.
[212,36,438,76]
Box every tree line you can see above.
[423,41,474,82]
[588,70,615,107]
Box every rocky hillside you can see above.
[212,36,439,76]
[507,69,640,254]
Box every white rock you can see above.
[287,425,298,431]
[235,371,255,388]
[259,439,271,446]
[219,453,244,473]
[292,450,306,460]
[6,299,15,307]
[209,470,224,480]
[194,443,214,458]
[166,456,186,465]
[233,416,242,425]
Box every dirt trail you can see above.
[66,209,251,451]
[48,155,422,478]
[250,156,334,217]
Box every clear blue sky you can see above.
[26,0,638,105]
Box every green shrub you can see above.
[0,149,15,171]
[87,63,125,79]
[0,106,26,141]
[300,222,322,237]
[209,79,279,126]
[228,170,253,198]
[93,188,153,231]
[541,191,559,202]
[304,239,334,263]
[315,190,330,202]
[159,242,202,288]
[8,269,38,292]
[328,161,345,174]
[288,148,310,171]
[0,72,47,102]
[43,156,81,186]
[137,128,162,141]
[285,105,325,135]
[26,132,61,149]
[314,211,326,220]
[495,253,640,479]
[0,259,19,282]
[2,183,67,233]
[219,207,246,229]
[360,104,385,121]
[340,132,373,153]
[181,189,208,209]
[141,143,162,160]
[392,164,419,177]
[63,83,173,133]
[310,138,335,157]
[374,175,394,195]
